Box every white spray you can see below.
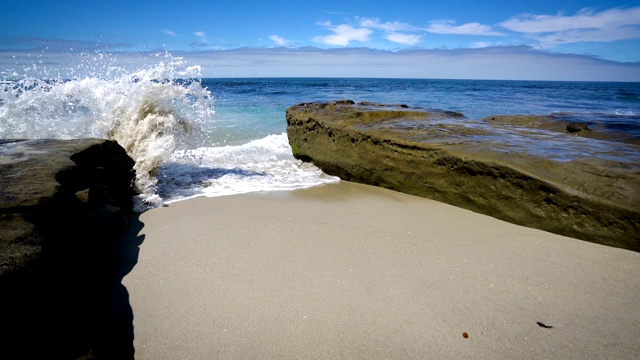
[0,52,215,210]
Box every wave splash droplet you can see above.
[0,53,215,210]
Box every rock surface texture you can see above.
[0,138,138,359]
[286,101,640,251]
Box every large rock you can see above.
[0,138,138,359]
[286,101,640,251]
[0,138,136,278]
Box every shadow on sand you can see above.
[87,214,145,359]
[1,214,145,360]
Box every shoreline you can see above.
[123,181,640,359]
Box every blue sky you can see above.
[1,0,640,80]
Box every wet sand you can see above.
[123,181,640,359]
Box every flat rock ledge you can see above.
[286,101,640,251]
[0,138,137,359]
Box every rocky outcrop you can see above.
[0,138,138,359]
[286,101,640,251]
[1,139,136,278]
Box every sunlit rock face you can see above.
[287,101,640,251]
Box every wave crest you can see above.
[0,53,215,209]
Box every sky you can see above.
[1,0,640,81]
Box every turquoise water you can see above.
[206,77,640,144]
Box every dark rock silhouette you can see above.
[0,139,142,359]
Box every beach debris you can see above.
[537,322,553,329]
[462,332,469,338]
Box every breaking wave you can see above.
[0,52,215,209]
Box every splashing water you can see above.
[160,133,337,202]
[0,52,215,209]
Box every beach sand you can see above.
[122,181,640,359]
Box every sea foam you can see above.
[160,133,338,202]
[0,53,214,210]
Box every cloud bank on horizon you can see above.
[1,1,639,81]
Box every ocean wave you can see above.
[0,53,215,210]
[159,133,339,202]
[614,109,637,116]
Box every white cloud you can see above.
[269,35,292,47]
[313,22,373,46]
[314,16,504,47]
[162,29,176,36]
[172,46,640,81]
[427,20,504,36]
[500,6,640,44]
[3,46,639,82]
[385,33,422,46]
[501,7,640,33]
[536,27,640,45]
[358,18,423,32]
[357,17,424,46]
[191,32,210,48]
[471,41,491,48]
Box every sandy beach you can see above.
[122,181,640,359]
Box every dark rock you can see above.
[357,101,412,109]
[0,138,139,359]
[0,139,136,278]
[566,122,591,133]
[484,114,639,145]
[287,101,640,251]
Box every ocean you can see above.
[1,56,639,210]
